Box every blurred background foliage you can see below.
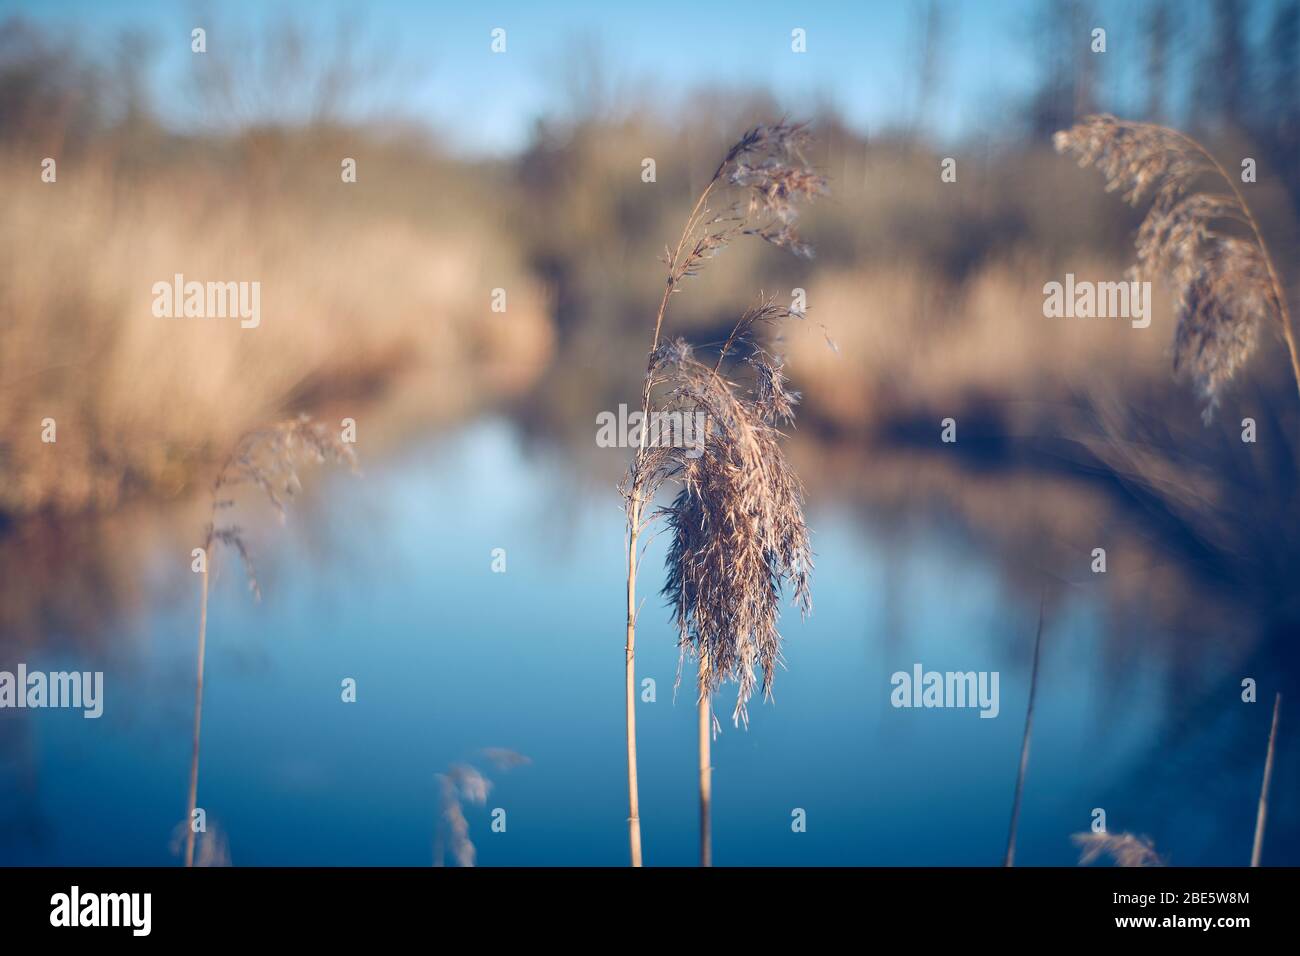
[0,0,1298,866]
[0,1,1297,696]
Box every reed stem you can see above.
[625,511,643,867]
[184,562,209,868]
[1004,597,1045,867]
[699,652,712,867]
[1250,692,1281,867]
[622,174,725,868]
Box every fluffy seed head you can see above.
[205,414,357,598]
[651,338,812,727]
[1071,830,1165,867]
[1055,114,1284,421]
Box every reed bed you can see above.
[0,146,552,521]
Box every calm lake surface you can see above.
[0,417,1290,865]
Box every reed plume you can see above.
[1054,114,1300,420]
[434,764,491,868]
[620,122,826,866]
[433,750,528,867]
[1071,831,1165,867]
[655,332,813,727]
[184,415,356,867]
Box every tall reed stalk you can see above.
[1250,692,1282,866]
[698,652,712,867]
[621,122,827,866]
[1004,597,1045,867]
[183,416,354,867]
[624,527,643,866]
[184,552,210,868]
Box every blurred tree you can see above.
[1209,0,1249,127]
[0,17,105,152]
[909,0,945,141]
[1270,0,1299,129]
[1144,0,1171,120]
[1026,0,1098,137]
[1268,0,1300,216]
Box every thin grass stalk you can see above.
[620,252,677,870]
[185,440,240,868]
[1250,691,1282,866]
[698,650,712,867]
[183,554,210,868]
[621,181,724,869]
[184,441,234,869]
[180,416,354,867]
[624,522,643,867]
[621,177,717,871]
[1004,597,1045,867]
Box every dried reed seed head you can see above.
[1071,831,1165,867]
[718,121,814,172]
[652,339,812,727]
[750,358,801,425]
[209,525,260,600]
[205,414,358,598]
[1053,116,1208,207]
[731,163,828,258]
[1172,238,1269,422]
[671,122,827,282]
[1055,114,1284,419]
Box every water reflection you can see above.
[0,417,1294,865]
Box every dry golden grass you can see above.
[785,255,1173,435]
[0,150,553,517]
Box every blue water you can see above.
[0,419,1270,865]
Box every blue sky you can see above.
[0,0,1256,153]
